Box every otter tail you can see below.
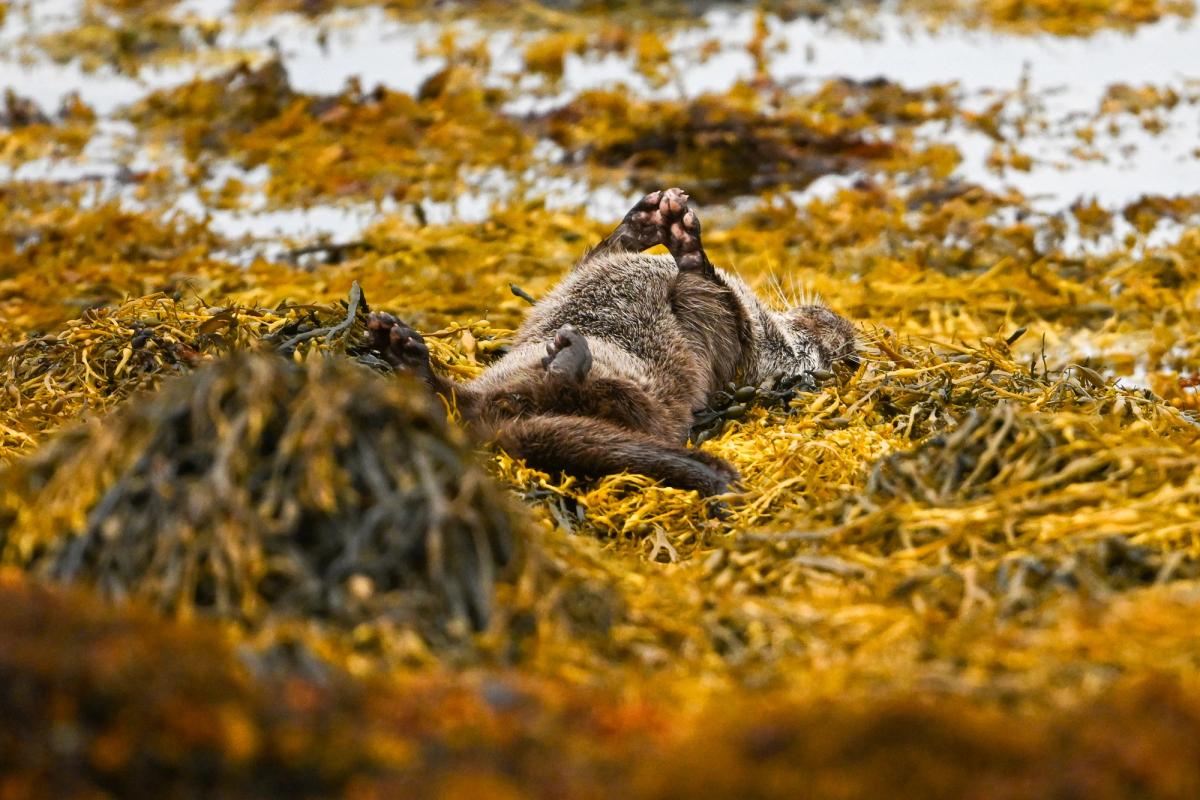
[494,414,736,498]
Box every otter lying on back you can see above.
[367,188,857,498]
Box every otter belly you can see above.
[515,254,684,364]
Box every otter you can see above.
[366,188,856,498]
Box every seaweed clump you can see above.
[0,293,374,461]
[0,352,522,643]
[537,80,959,199]
[127,58,526,205]
[0,90,95,165]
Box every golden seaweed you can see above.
[3,1,1200,795]
[0,351,523,645]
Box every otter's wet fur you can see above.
[369,188,857,499]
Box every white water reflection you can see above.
[222,7,442,97]
[765,13,1198,95]
[1,2,1197,244]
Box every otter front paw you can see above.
[366,312,431,372]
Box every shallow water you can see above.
[2,1,1197,249]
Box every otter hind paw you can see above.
[611,186,689,250]
[541,324,593,382]
[688,449,741,489]
[628,187,711,276]
[666,207,710,275]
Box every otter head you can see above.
[787,304,858,364]
[753,304,859,386]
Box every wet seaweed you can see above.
[3,0,1200,793]
[0,292,373,461]
[535,80,959,200]
[0,90,95,164]
[127,58,526,205]
[0,352,522,642]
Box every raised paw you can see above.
[541,324,593,383]
[610,187,691,251]
[366,311,431,372]
[666,207,709,275]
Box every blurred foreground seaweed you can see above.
[4,572,1200,798]
[0,352,523,646]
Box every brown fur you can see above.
[371,189,856,498]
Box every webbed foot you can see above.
[665,204,711,276]
[590,187,696,257]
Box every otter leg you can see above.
[530,373,678,435]
[525,325,679,434]
[582,187,691,261]
[495,414,739,498]
[366,312,481,417]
